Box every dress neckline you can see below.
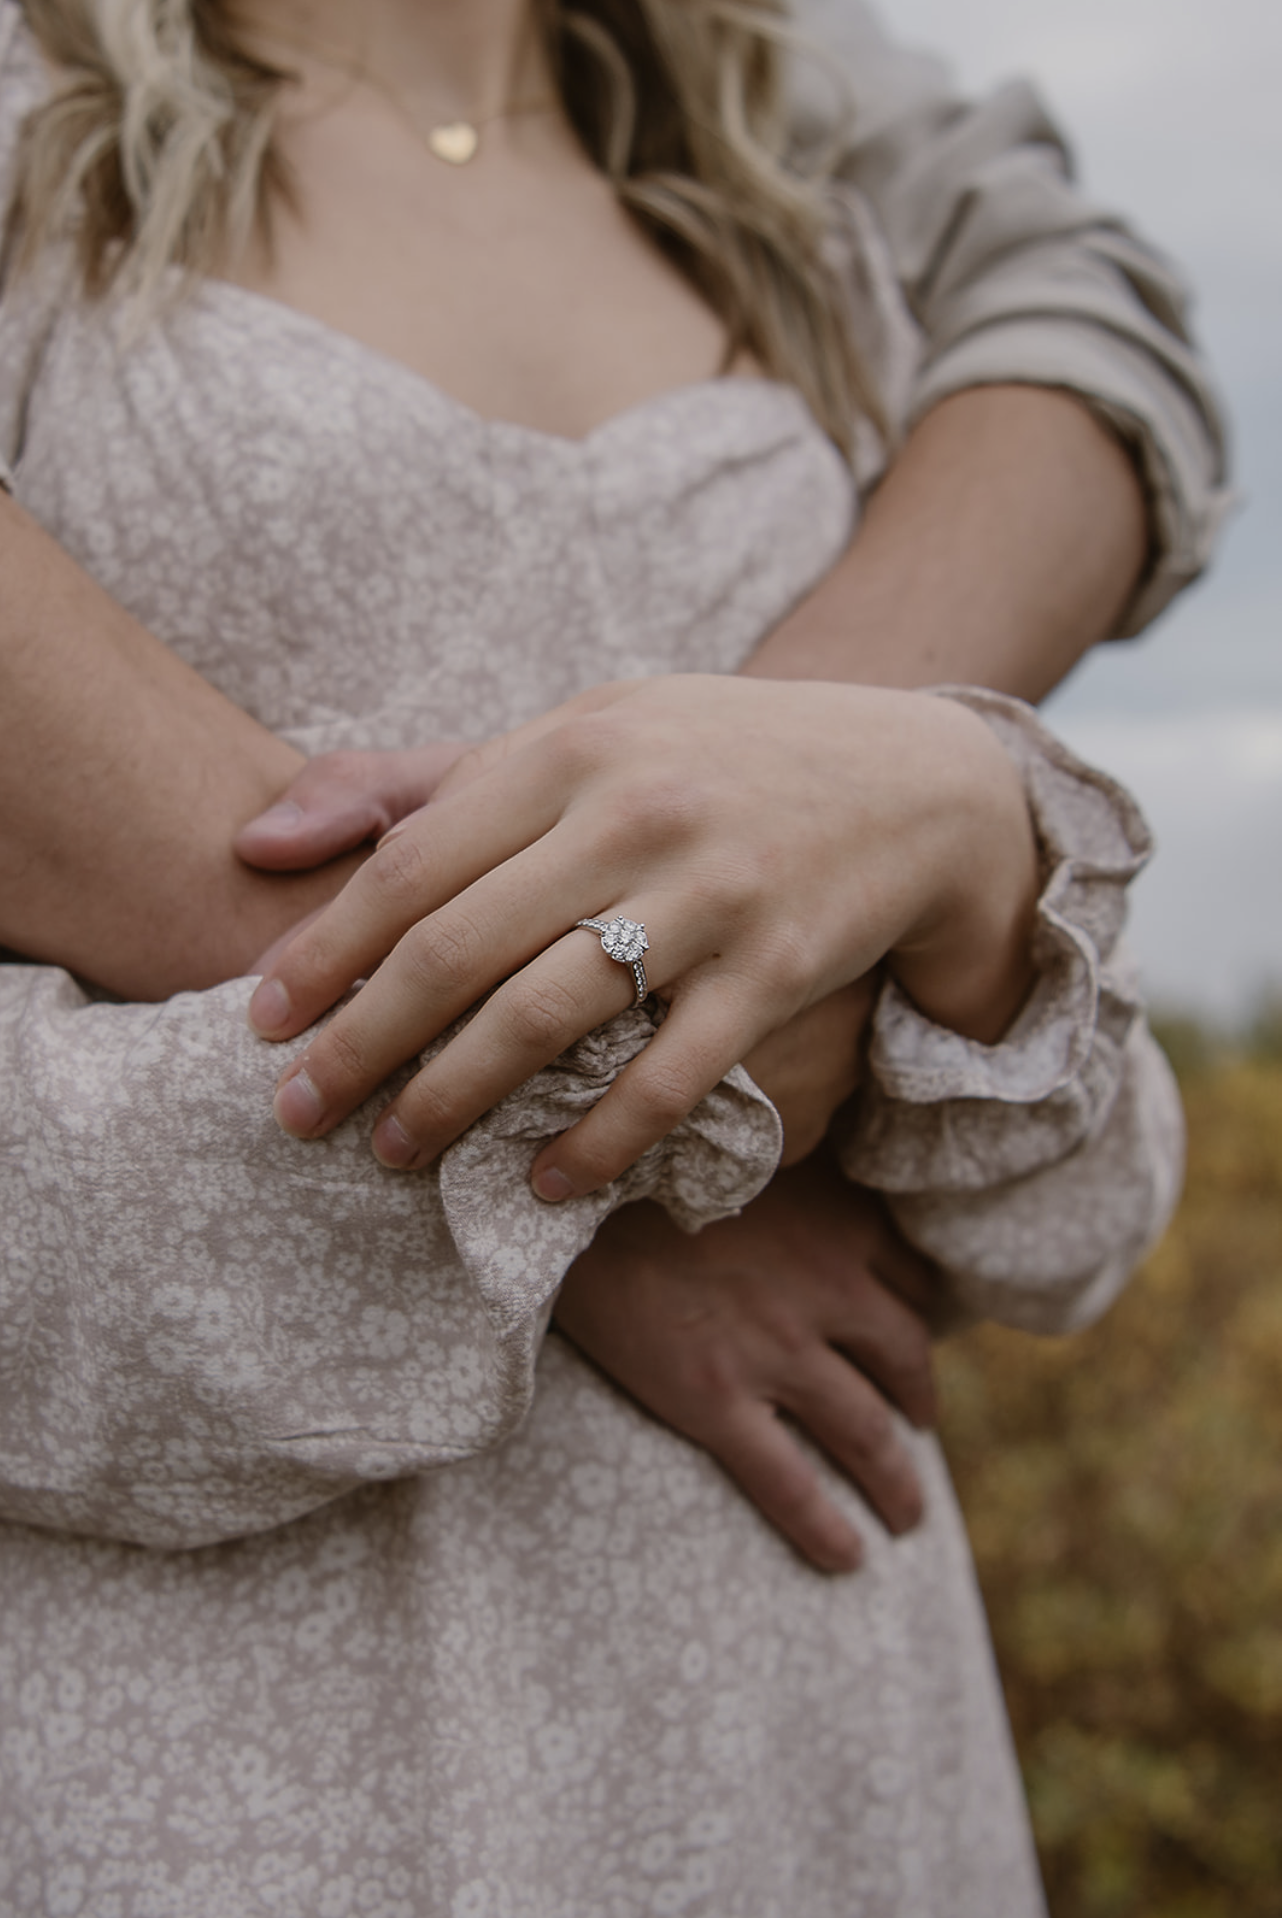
[198,274,818,455]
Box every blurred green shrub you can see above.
[939,1036,1282,1918]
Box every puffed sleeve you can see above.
[789,0,1232,634]
[0,973,780,1549]
[836,688,1184,1334]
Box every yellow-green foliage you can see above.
[939,1048,1282,1918]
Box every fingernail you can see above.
[249,977,293,1035]
[254,801,303,831]
[273,1068,325,1135]
[373,1114,418,1169]
[532,1165,576,1203]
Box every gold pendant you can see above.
[427,121,480,165]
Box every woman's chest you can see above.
[230,102,744,445]
[11,290,856,746]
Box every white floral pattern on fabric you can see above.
[0,969,780,1550]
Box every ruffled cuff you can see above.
[437,1002,783,1341]
[840,687,1153,1195]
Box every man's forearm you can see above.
[745,385,1149,697]
[0,383,1148,999]
[0,492,362,999]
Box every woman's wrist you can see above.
[885,696,1040,1044]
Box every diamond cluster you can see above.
[600,917,649,964]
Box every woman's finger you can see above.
[527,971,780,1199]
[248,746,573,1040]
[368,908,755,1170]
[701,1403,865,1575]
[270,864,745,1152]
[780,1346,925,1536]
[267,835,630,1139]
[365,925,648,1168]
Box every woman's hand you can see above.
[238,742,878,1159]
[553,1157,939,1573]
[247,675,1038,1197]
[237,736,882,1150]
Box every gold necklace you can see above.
[253,24,559,167]
[362,73,559,167]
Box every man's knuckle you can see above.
[897,1479,926,1530]
[904,1334,935,1386]
[683,1345,744,1414]
[852,1398,896,1461]
[746,1298,807,1362]
[762,1445,818,1517]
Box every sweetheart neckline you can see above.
[200,276,814,454]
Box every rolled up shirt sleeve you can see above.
[790,0,1232,633]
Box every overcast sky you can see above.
[883,0,1282,1020]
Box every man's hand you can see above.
[234,742,470,870]
[552,1155,939,1574]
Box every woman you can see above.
[0,0,1216,1911]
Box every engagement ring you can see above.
[575,916,650,1006]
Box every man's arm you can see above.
[0,490,364,998]
[1,379,1146,999]
[792,0,1231,637]
[746,384,1147,694]
[0,5,1223,997]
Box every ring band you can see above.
[575,916,650,1006]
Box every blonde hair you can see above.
[6,0,879,450]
